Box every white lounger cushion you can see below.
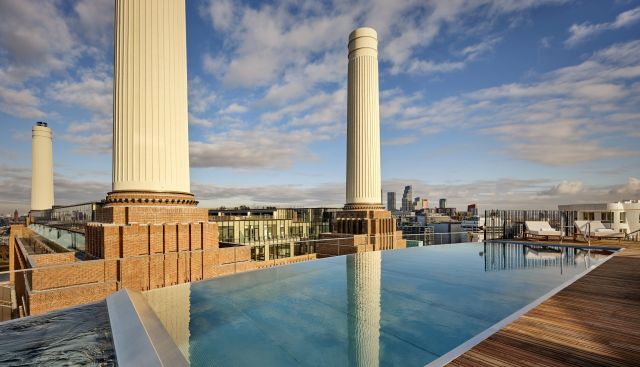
[594,228,615,233]
[538,230,561,236]
[526,221,555,231]
[592,231,624,238]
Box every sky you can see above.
[1,0,640,214]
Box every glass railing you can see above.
[28,224,85,252]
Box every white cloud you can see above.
[67,118,111,134]
[202,53,227,79]
[220,103,248,114]
[406,60,466,74]
[62,132,111,154]
[539,181,585,195]
[194,176,639,210]
[384,40,640,165]
[48,68,113,116]
[566,6,640,46]
[189,77,217,114]
[73,0,114,50]
[200,0,238,32]
[190,128,316,169]
[382,136,417,146]
[189,113,214,128]
[200,0,561,89]
[0,87,45,119]
[0,0,77,83]
[0,164,110,213]
[609,177,640,196]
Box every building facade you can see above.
[558,200,640,237]
[401,186,413,212]
[387,192,396,211]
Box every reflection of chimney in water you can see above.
[144,283,191,360]
[347,251,381,367]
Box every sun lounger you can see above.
[524,221,563,241]
[574,220,624,243]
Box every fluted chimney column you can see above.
[31,122,54,211]
[345,27,383,210]
[112,0,190,195]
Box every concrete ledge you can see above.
[107,289,187,367]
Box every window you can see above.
[601,212,613,222]
[583,212,594,221]
[620,212,626,223]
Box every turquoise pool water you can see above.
[144,242,614,366]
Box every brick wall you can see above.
[29,282,117,315]
[31,252,76,266]
[30,260,107,291]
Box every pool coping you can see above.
[425,244,622,367]
[107,288,188,367]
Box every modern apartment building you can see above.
[559,200,640,236]
[209,208,335,261]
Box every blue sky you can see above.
[1,0,640,213]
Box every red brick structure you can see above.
[10,208,252,316]
[318,210,406,256]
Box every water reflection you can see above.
[347,251,381,367]
[482,242,612,273]
[144,283,191,361]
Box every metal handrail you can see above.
[625,228,640,241]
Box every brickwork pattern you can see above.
[322,209,406,254]
[10,201,254,317]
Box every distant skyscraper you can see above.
[439,198,447,209]
[401,186,413,211]
[31,122,54,211]
[387,192,396,211]
[13,209,19,222]
[413,197,422,210]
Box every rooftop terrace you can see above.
[3,238,638,366]
[449,239,640,367]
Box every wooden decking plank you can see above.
[447,241,640,367]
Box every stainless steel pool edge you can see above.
[425,247,623,367]
[107,289,188,367]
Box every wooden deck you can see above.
[447,240,640,367]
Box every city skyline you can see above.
[2,0,640,213]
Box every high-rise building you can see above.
[31,122,54,211]
[439,198,447,209]
[401,186,413,212]
[413,197,423,210]
[387,192,396,211]
[13,209,19,222]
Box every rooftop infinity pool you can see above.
[142,242,615,366]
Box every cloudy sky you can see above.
[1,0,639,214]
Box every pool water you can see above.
[0,301,116,366]
[144,242,613,366]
